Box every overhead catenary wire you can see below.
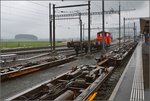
[1,3,49,22]
[1,4,48,15]
[1,1,140,41]
[1,10,48,25]
[26,0,48,8]
[1,11,48,22]
[1,1,51,27]
[91,2,100,12]
[1,17,49,26]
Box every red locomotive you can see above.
[96,31,111,47]
[67,31,112,53]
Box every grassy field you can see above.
[0,41,65,49]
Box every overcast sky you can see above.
[1,0,149,40]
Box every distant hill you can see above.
[15,34,38,40]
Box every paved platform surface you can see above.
[109,42,148,101]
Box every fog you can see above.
[1,0,149,40]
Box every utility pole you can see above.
[119,0,121,48]
[79,13,82,50]
[49,3,52,51]
[53,2,89,53]
[53,4,55,51]
[134,22,136,42]
[136,26,137,40]
[83,24,85,41]
[123,17,139,41]
[124,17,125,43]
[88,0,91,53]
[102,0,105,51]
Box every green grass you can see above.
[0,41,65,49]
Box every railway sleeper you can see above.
[6,42,138,101]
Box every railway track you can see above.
[0,54,80,82]
[0,42,120,81]
[5,41,137,101]
[1,47,72,55]
[75,42,137,101]
[0,50,77,72]
[0,49,75,65]
[1,45,66,53]
[0,40,127,64]
[94,46,135,100]
[1,44,108,82]
[0,40,133,81]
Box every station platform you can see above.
[109,42,149,101]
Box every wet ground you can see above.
[1,51,101,100]
[0,50,75,69]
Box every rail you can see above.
[5,42,137,101]
[109,42,144,101]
